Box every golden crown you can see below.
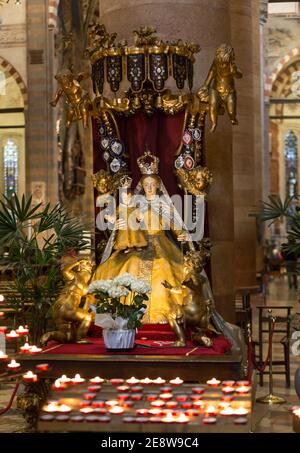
[119,175,133,188]
[137,150,159,175]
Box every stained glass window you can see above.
[4,138,18,200]
[284,130,298,198]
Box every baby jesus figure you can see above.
[106,184,147,254]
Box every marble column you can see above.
[230,0,259,289]
[99,0,239,322]
[25,0,57,204]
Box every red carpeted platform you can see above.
[42,324,231,356]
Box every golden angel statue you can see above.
[50,69,91,128]
[41,259,95,344]
[199,44,243,132]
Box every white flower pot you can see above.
[103,328,136,350]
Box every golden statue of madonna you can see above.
[93,151,189,323]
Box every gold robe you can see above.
[93,205,184,323]
[114,205,147,251]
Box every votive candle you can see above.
[0,350,8,361]
[20,343,31,353]
[71,373,85,384]
[6,330,19,340]
[16,326,29,336]
[169,377,184,386]
[207,378,221,387]
[89,376,105,384]
[23,371,38,383]
[7,359,21,370]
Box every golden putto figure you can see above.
[199,44,243,132]
[163,250,218,347]
[50,69,91,128]
[41,259,94,344]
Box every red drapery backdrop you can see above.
[92,111,185,196]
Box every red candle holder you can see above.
[160,386,172,393]
[29,346,42,355]
[151,400,165,408]
[191,395,203,402]
[204,405,218,416]
[91,400,105,408]
[36,363,49,372]
[193,401,204,410]
[123,416,136,423]
[185,409,199,417]
[234,417,248,425]
[117,393,130,401]
[122,400,134,408]
[203,417,217,425]
[80,401,91,408]
[130,386,143,393]
[222,386,235,395]
[110,378,124,385]
[146,394,159,402]
[51,380,66,391]
[7,359,21,371]
[159,393,173,401]
[131,393,143,401]
[83,393,97,401]
[176,395,188,402]
[109,406,125,415]
[23,371,38,383]
[222,380,236,387]
[6,330,19,341]
[236,380,250,387]
[16,326,29,336]
[80,407,95,414]
[98,416,111,423]
[87,385,101,393]
[89,377,105,384]
[192,387,205,395]
[0,351,8,362]
[206,378,221,387]
[165,401,178,409]
[117,385,129,392]
[20,343,31,353]
[136,417,149,424]
[181,402,193,410]
[136,408,149,416]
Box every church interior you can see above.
[0,0,300,437]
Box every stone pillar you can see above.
[230,0,259,289]
[99,0,239,322]
[25,0,57,204]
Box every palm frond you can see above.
[249,194,296,224]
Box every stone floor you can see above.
[0,275,299,433]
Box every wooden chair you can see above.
[235,286,260,338]
[255,305,292,388]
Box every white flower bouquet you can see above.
[88,273,151,330]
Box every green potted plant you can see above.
[251,194,300,398]
[0,194,91,345]
[88,272,151,350]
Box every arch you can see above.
[0,56,27,108]
[265,46,300,99]
[48,0,60,29]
